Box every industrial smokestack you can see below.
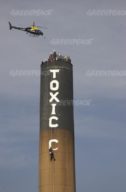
[39,52,76,192]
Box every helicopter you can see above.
[8,21,44,37]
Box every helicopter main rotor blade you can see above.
[37,26,48,29]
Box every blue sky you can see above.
[1,0,126,191]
